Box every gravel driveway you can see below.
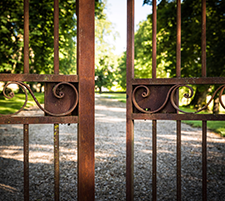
[0,95,225,200]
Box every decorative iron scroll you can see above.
[132,84,225,114]
[1,81,79,116]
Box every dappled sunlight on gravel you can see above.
[0,96,224,200]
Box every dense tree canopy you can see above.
[0,0,105,75]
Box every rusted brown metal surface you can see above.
[176,2,181,199]
[132,113,225,121]
[202,0,207,77]
[77,0,95,200]
[0,74,78,82]
[54,0,59,75]
[202,121,207,201]
[0,81,79,117]
[23,0,30,200]
[152,120,157,201]
[1,0,95,200]
[176,0,181,78]
[53,0,60,199]
[132,85,177,114]
[24,0,29,74]
[176,120,181,201]
[132,77,225,85]
[132,84,225,115]
[0,116,78,124]
[126,0,135,200]
[24,124,29,201]
[152,0,157,79]
[44,83,78,115]
[54,124,60,201]
[126,1,224,200]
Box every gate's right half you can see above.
[126,0,225,200]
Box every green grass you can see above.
[0,92,44,115]
[97,92,126,103]
[96,93,224,137]
[180,106,225,137]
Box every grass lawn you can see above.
[180,106,225,137]
[0,92,44,115]
[1,91,224,137]
[97,92,126,103]
[97,92,225,137]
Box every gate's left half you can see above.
[0,0,95,200]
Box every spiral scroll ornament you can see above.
[132,84,225,114]
[0,82,78,116]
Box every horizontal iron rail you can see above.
[132,77,225,85]
[132,113,225,120]
[0,116,78,124]
[0,74,78,82]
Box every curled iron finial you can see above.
[219,85,225,110]
[1,82,28,116]
[132,85,177,114]
[170,84,225,114]
[132,84,225,114]
[0,81,79,117]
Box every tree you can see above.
[95,0,118,92]
[132,0,225,113]
[0,0,105,75]
[116,52,127,90]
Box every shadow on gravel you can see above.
[0,97,225,201]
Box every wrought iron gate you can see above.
[126,0,225,200]
[0,0,95,200]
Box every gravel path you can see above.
[0,95,225,200]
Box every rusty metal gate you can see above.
[126,0,225,200]
[0,0,94,200]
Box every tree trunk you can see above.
[213,96,220,114]
[189,86,209,109]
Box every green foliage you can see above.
[154,0,225,78]
[116,52,127,90]
[134,17,168,78]
[0,0,24,73]
[95,0,118,92]
[0,0,105,75]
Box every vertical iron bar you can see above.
[176,0,181,78]
[24,0,29,74]
[77,0,95,200]
[24,1,29,200]
[152,0,157,79]
[54,1,60,200]
[152,5,157,197]
[201,0,206,77]
[24,124,29,201]
[54,124,59,201]
[126,0,135,200]
[152,120,157,201]
[54,0,59,74]
[177,120,181,201]
[176,1,181,200]
[152,1,157,199]
[202,121,207,201]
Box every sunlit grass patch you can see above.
[97,92,126,103]
[0,92,44,115]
